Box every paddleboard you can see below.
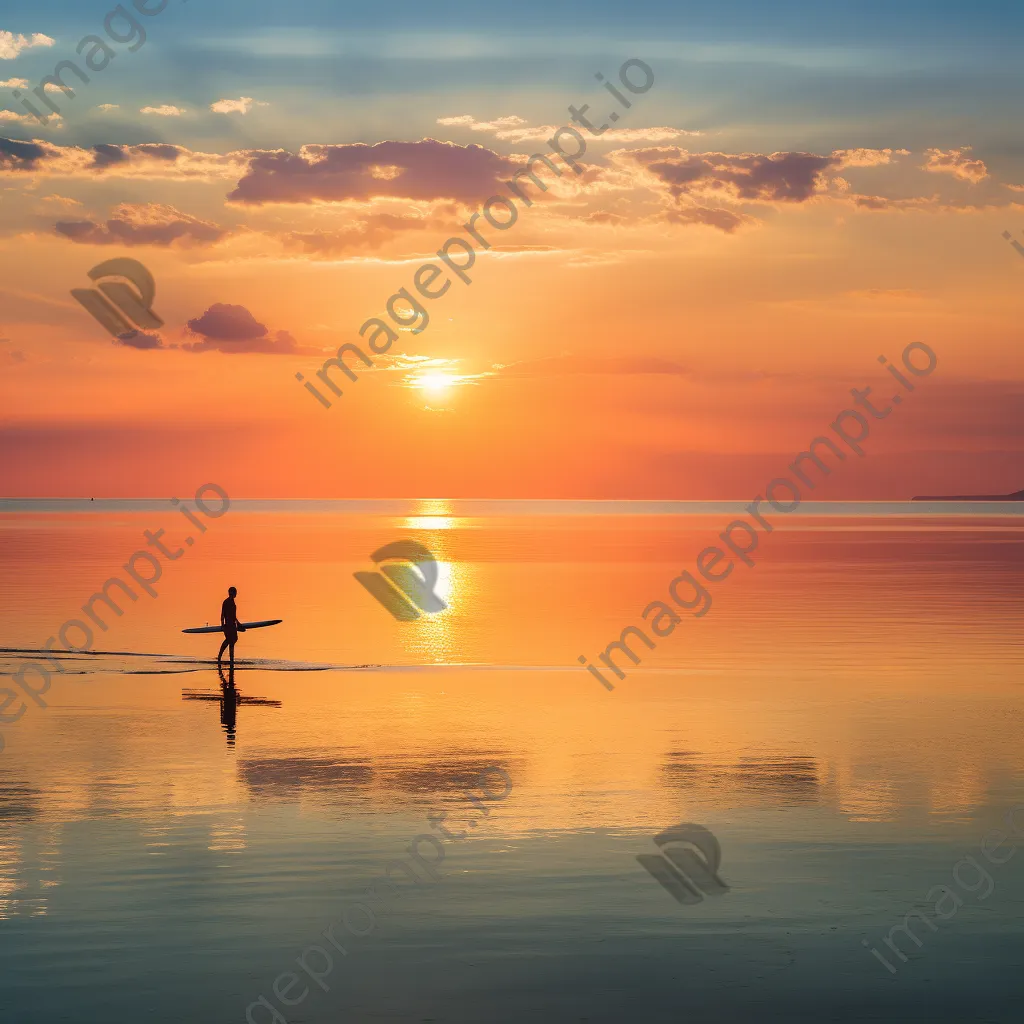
[182,619,283,635]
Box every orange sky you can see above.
[2,27,1024,497]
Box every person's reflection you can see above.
[182,659,281,748]
[217,659,239,747]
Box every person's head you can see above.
[228,587,237,597]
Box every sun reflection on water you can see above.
[401,498,458,533]
[394,500,477,662]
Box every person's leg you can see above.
[218,636,230,667]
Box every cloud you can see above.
[96,103,119,112]
[0,136,49,170]
[183,303,318,355]
[833,148,911,168]
[923,147,988,183]
[625,147,838,204]
[210,96,267,114]
[140,105,185,117]
[114,330,165,350]
[55,202,227,247]
[91,142,182,168]
[90,143,131,168]
[663,205,753,233]
[436,114,700,144]
[229,139,518,205]
[187,303,266,341]
[601,146,839,230]
[437,114,562,143]
[852,194,897,211]
[0,31,55,60]
[0,77,28,88]
[284,207,458,255]
[580,209,629,226]
[438,114,523,130]
[848,193,943,212]
[0,110,39,126]
[39,193,81,206]
[0,103,62,127]
[0,137,249,180]
[595,127,704,143]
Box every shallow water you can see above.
[1,503,1022,1022]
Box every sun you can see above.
[400,365,484,404]
[416,372,460,396]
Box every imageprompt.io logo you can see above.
[354,540,448,622]
[636,823,730,905]
[1003,229,1024,261]
[71,258,164,339]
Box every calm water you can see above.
[1,502,1023,1022]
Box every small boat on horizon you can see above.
[912,488,1024,501]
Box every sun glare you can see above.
[413,372,461,395]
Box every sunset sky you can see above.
[2,0,1024,498]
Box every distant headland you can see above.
[912,488,1024,501]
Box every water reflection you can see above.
[412,560,466,663]
[662,751,822,806]
[0,836,21,920]
[207,816,247,853]
[838,775,901,823]
[0,782,47,916]
[2,509,1024,1023]
[0,813,60,919]
[0,783,40,822]
[401,497,460,532]
[181,660,281,748]
[387,499,479,662]
[238,751,518,807]
[141,822,174,857]
[240,756,374,801]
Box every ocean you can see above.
[1,500,1022,1022]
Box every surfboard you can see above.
[181,619,283,634]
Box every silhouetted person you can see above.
[218,586,245,669]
